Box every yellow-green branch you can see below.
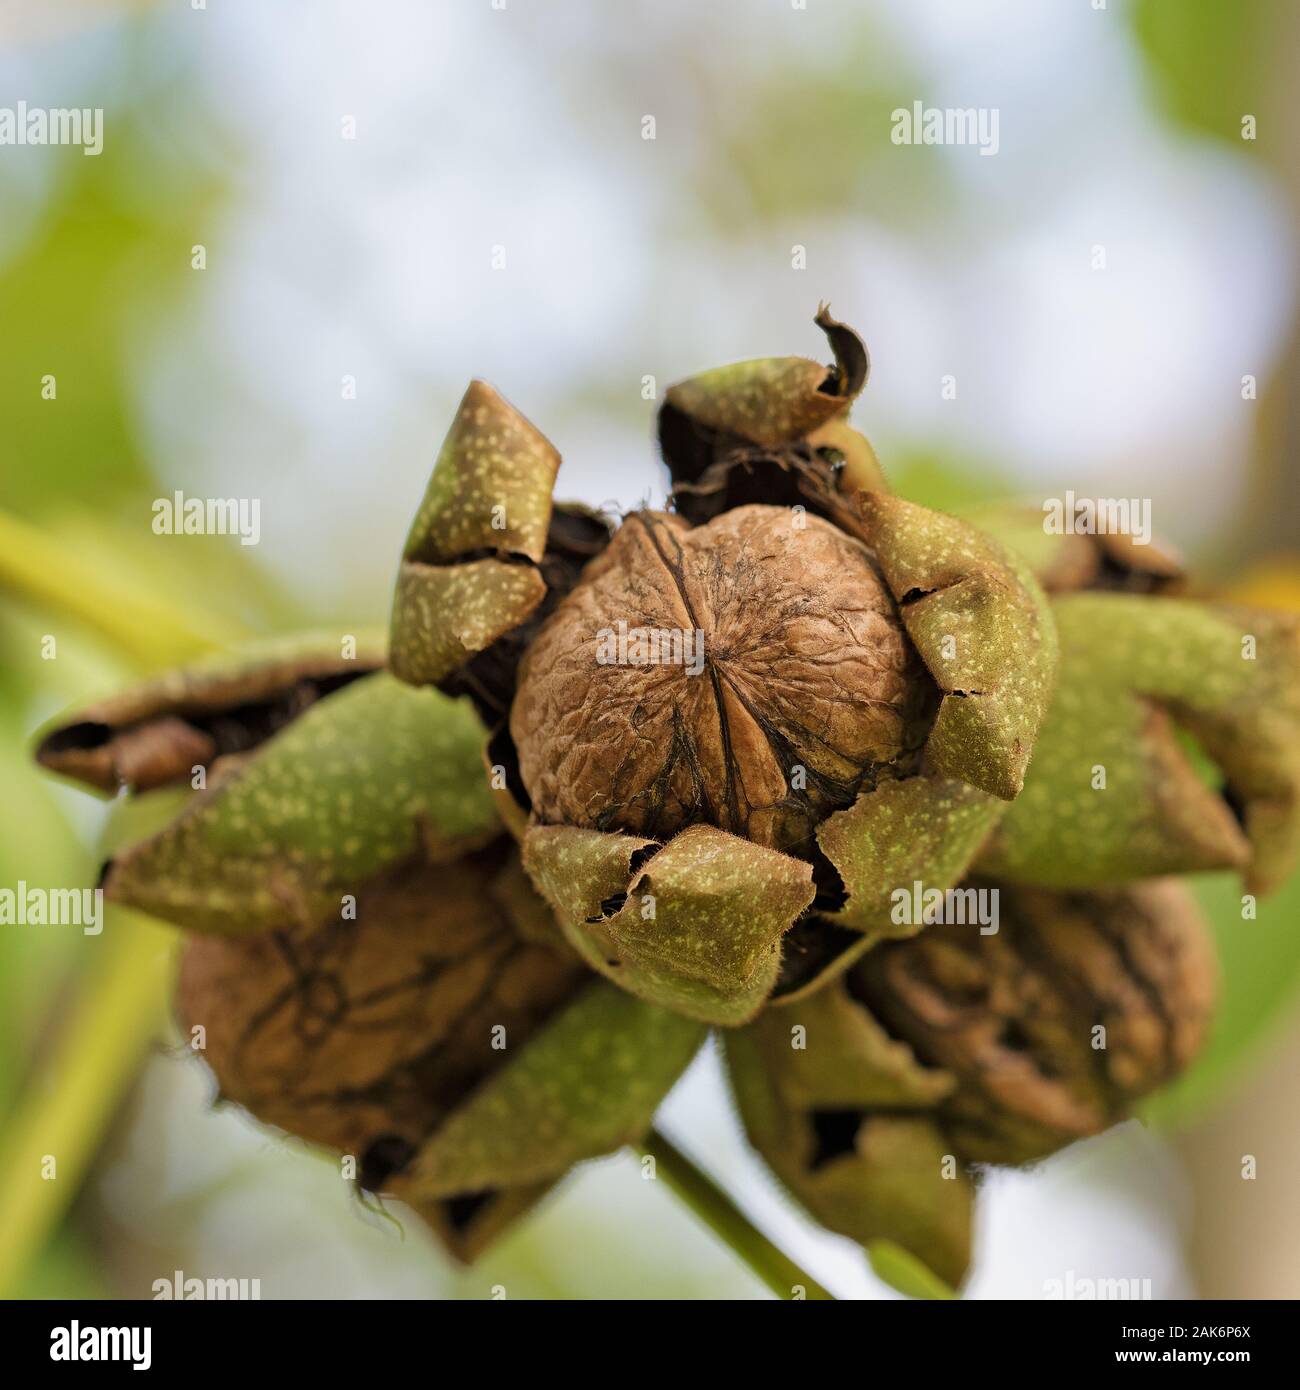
[0,910,175,1296]
[0,508,239,668]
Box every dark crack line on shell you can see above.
[230,913,514,1092]
[996,896,1120,1108]
[597,701,719,840]
[626,512,748,834]
[1085,906,1181,1087]
[236,934,535,1147]
[711,659,894,844]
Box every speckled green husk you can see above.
[401,982,705,1198]
[978,594,1300,893]
[101,667,498,933]
[390,380,559,686]
[724,984,972,1289]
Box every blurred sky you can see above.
[2,0,1296,1298]
[6,1,1291,606]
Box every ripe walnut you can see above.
[853,878,1216,1165]
[176,851,584,1184]
[510,503,937,854]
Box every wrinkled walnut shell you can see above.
[511,504,936,854]
[853,878,1216,1165]
[176,849,584,1185]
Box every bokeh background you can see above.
[2,0,1299,1299]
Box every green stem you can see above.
[637,1127,836,1300]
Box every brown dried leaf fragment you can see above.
[35,633,383,795]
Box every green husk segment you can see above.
[390,380,559,686]
[403,381,560,564]
[489,851,574,955]
[724,1018,972,1290]
[803,417,888,495]
[977,595,1300,894]
[34,629,386,795]
[858,492,1058,800]
[401,1184,557,1265]
[956,505,1081,589]
[523,823,816,1025]
[103,674,498,934]
[402,981,706,1198]
[390,557,546,686]
[737,977,955,1112]
[1174,606,1300,894]
[37,628,386,735]
[562,924,781,1027]
[603,825,815,991]
[800,1118,970,1292]
[816,776,1004,939]
[769,924,876,1006]
[665,356,849,449]
[663,305,866,449]
[520,825,657,926]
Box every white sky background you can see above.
[5,0,1289,1297]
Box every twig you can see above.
[636,1127,836,1300]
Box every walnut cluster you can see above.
[510,504,936,855]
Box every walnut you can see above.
[510,504,936,854]
[176,849,584,1190]
[852,878,1216,1165]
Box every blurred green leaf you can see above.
[0,144,217,513]
[889,450,1011,515]
[1132,0,1275,147]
